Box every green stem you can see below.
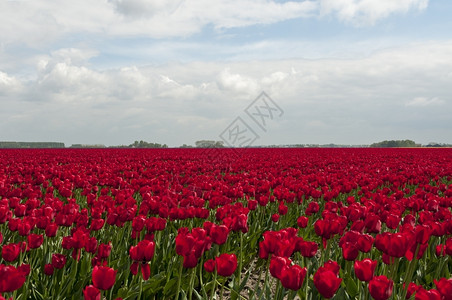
[236,232,243,291]
[288,289,297,300]
[275,280,281,300]
[210,270,218,300]
[189,267,196,300]
[401,244,420,300]
[220,280,225,300]
[175,258,184,300]
[305,259,310,300]
[323,240,330,265]
[199,256,208,299]
[216,280,248,300]
[137,273,143,300]
[364,282,369,300]
[109,286,114,300]
[258,257,271,300]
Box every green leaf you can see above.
[239,268,252,292]
[117,287,128,298]
[144,273,166,294]
[192,288,202,300]
[163,278,178,296]
[345,276,358,298]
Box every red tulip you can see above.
[18,221,32,236]
[297,216,308,228]
[280,265,307,291]
[354,258,377,282]
[297,240,318,258]
[130,240,155,262]
[434,278,452,300]
[2,243,20,262]
[415,287,441,300]
[357,234,374,253]
[140,263,151,280]
[313,261,342,298]
[0,264,26,293]
[90,218,105,231]
[278,204,288,216]
[435,245,446,257]
[404,282,421,299]
[341,242,359,261]
[445,238,452,256]
[209,224,229,245]
[83,285,101,300]
[92,266,117,290]
[18,264,30,276]
[369,275,393,300]
[97,242,112,259]
[51,253,67,269]
[385,214,400,229]
[45,223,58,237]
[230,214,248,233]
[215,253,237,277]
[248,200,257,210]
[44,264,54,276]
[27,233,44,249]
[85,237,98,254]
[204,259,215,273]
[182,251,198,268]
[305,202,319,216]
[270,256,291,279]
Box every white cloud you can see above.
[217,68,260,95]
[0,71,22,95]
[1,0,428,49]
[406,97,445,107]
[110,0,184,18]
[1,41,452,145]
[0,0,318,46]
[319,0,428,25]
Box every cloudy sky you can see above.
[1,0,451,147]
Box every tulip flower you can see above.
[209,224,229,245]
[434,278,452,300]
[354,258,377,282]
[216,253,237,277]
[313,261,342,298]
[92,266,117,290]
[414,287,441,300]
[1,243,20,262]
[280,265,307,291]
[83,285,100,300]
[51,253,67,269]
[369,275,393,300]
[0,264,26,293]
[27,233,44,249]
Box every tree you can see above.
[195,140,224,148]
[370,140,418,148]
[129,140,168,148]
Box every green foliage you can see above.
[129,140,168,148]
[370,139,418,148]
[0,141,65,148]
[194,140,225,148]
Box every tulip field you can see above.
[1,148,452,300]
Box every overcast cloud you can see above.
[0,0,451,146]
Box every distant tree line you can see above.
[425,142,452,147]
[128,140,168,148]
[0,141,65,148]
[70,144,106,148]
[194,140,225,148]
[369,140,419,148]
